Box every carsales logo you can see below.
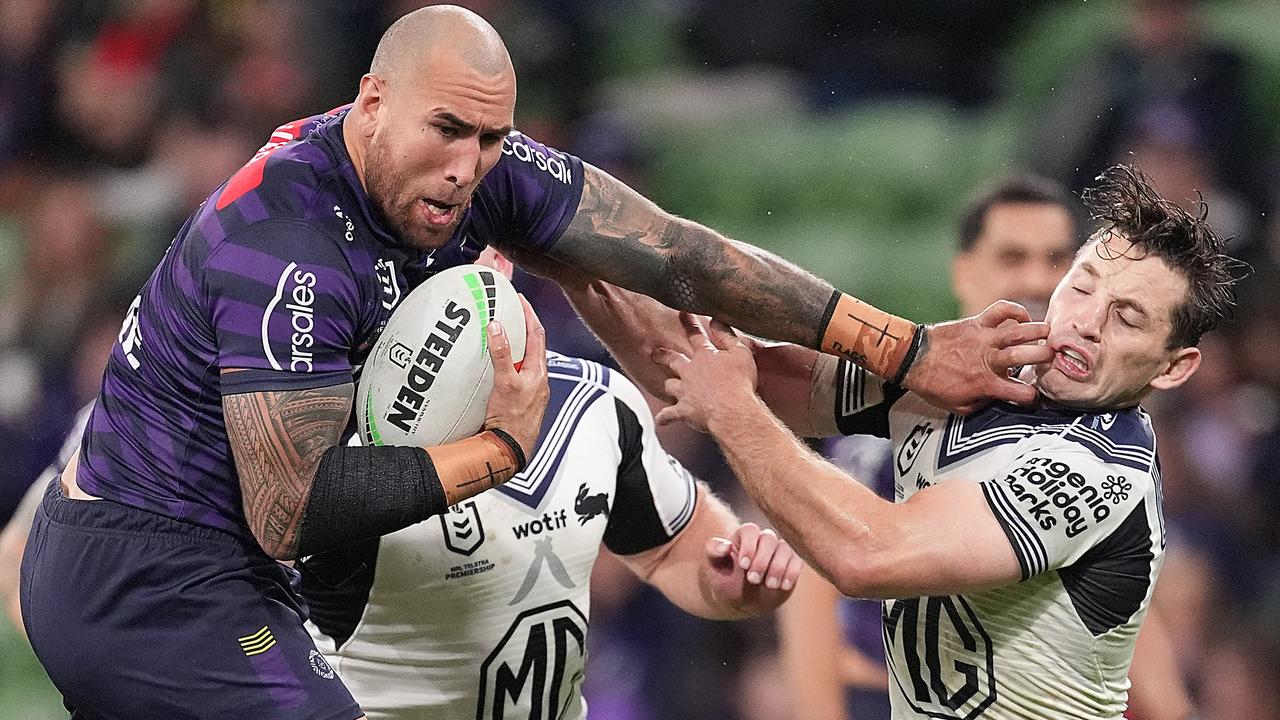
[502,135,572,185]
[263,262,319,372]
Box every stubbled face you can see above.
[363,48,515,251]
[1035,233,1194,409]
[952,202,1076,320]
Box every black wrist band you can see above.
[889,323,925,387]
[487,427,528,472]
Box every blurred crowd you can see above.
[2,1,1279,719]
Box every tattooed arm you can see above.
[541,163,832,349]
[515,163,1053,413]
[224,383,352,560]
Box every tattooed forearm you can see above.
[223,383,353,559]
[548,162,835,347]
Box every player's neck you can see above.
[341,112,369,191]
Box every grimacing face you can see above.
[360,48,515,251]
[952,201,1076,320]
[1034,233,1201,410]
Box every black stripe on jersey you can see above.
[297,538,381,650]
[981,483,1047,580]
[1059,501,1155,636]
[603,397,695,556]
[833,360,904,438]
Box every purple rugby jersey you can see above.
[77,106,584,537]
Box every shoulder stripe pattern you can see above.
[838,360,865,417]
[1061,421,1155,471]
[495,353,609,511]
[981,482,1048,580]
[939,405,1155,473]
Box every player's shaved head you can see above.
[347,5,517,252]
[370,5,513,83]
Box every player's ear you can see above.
[951,253,976,313]
[1149,345,1200,392]
[353,74,385,138]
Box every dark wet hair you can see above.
[958,174,1077,252]
[1082,165,1240,350]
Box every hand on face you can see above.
[653,314,759,432]
[705,522,802,613]
[902,300,1054,415]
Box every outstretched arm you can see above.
[518,163,1053,413]
[532,268,837,435]
[616,483,801,620]
[653,317,1022,599]
[547,165,833,354]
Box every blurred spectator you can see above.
[684,1,1036,110]
[0,0,60,165]
[0,177,112,360]
[0,177,122,526]
[1031,0,1268,219]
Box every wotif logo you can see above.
[263,262,318,372]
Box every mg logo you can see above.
[883,596,996,718]
[477,601,587,720]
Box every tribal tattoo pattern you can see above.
[224,382,353,558]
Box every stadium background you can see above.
[1,0,1278,717]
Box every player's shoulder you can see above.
[204,110,351,247]
[546,352,652,413]
[1022,405,1156,475]
[546,351,613,392]
[938,401,1156,475]
[487,130,578,189]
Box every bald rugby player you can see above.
[21,6,1047,719]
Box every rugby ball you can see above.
[357,264,525,448]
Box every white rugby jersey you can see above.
[301,353,696,720]
[832,362,1165,720]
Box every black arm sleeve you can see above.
[296,445,449,557]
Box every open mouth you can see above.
[419,197,459,227]
[1054,346,1091,380]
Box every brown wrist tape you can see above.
[427,431,522,505]
[818,292,918,380]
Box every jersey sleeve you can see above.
[979,435,1154,580]
[204,219,361,394]
[602,374,698,556]
[832,360,905,437]
[468,132,585,253]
